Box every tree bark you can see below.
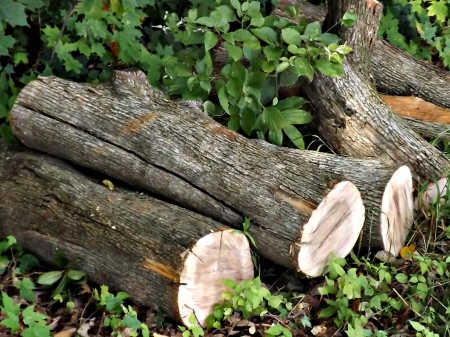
[10,71,413,267]
[0,141,254,326]
[274,0,450,109]
[300,0,450,180]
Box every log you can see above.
[10,71,414,267]
[274,0,450,110]
[0,141,254,327]
[300,0,450,180]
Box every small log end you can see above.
[380,165,414,256]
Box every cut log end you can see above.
[380,165,414,256]
[298,181,365,277]
[178,229,254,327]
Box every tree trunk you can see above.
[10,71,413,267]
[0,141,254,327]
[300,0,450,180]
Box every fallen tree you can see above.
[10,71,414,269]
[0,141,254,327]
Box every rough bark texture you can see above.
[10,71,409,267]
[301,0,450,180]
[275,0,450,109]
[0,141,254,324]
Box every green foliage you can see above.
[379,0,450,68]
[0,0,354,149]
[204,276,298,336]
[0,292,51,337]
[37,268,86,302]
[178,313,205,337]
[94,285,150,337]
[319,247,450,336]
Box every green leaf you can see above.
[218,86,229,113]
[0,316,20,334]
[226,78,242,97]
[263,107,284,131]
[228,114,240,131]
[224,42,242,61]
[18,278,36,302]
[303,22,321,40]
[342,11,357,27]
[315,59,344,77]
[320,33,340,45]
[427,0,448,23]
[0,0,29,27]
[395,273,408,283]
[336,45,353,54]
[282,328,293,337]
[0,256,9,274]
[319,305,337,318]
[0,32,15,57]
[268,129,283,146]
[22,305,48,324]
[266,323,283,335]
[223,279,237,289]
[38,271,64,285]
[204,31,218,51]
[195,16,215,27]
[275,61,290,73]
[251,27,278,44]
[292,58,314,80]
[275,97,307,110]
[21,322,51,337]
[409,321,425,332]
[241,108,256,136]
[263,45,283,62]
[67,269,86,281]
[281,28,301,45]
[282,109,312,125]
[283,125,304,149]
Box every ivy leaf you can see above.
[281,28,301,45]
[0,32,15,57]
[0,0,29,27]
[427,0,448,23]
[315,59,344,77]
